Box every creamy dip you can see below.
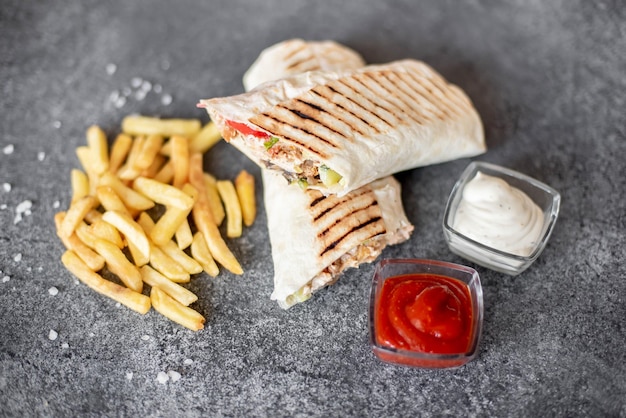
[452,172,544,257]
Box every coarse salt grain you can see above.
[53,200,60,209]
[53,121,62,129]
[61,342,69,349]
[161,60,170,71]
[14,200,33,224]
[141,335,150,341]
[48,329,58,340]
[156,371,169,384]
[37,151,46,161]
[153,84,163,94]
[131,77,143,88]
[126,372,134,381]
[183,358,193,365]
[161,94,173,106]
[106,63,117,75]
[114,96,127,109]
[48,286,59,296]
[14,253,22,262]
[3,144,14,155]
[0,204,7,210]
[168,371,181,382]
[2,276,9,283]
[141,80,152,92]
[2,183,10,192]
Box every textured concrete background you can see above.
[1,0,625,416]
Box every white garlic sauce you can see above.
[453,172,544,256]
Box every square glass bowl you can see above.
[443,162,560,276]
[369,259,483,369]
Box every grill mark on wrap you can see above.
[305,90,369,136]
[353,73,428,127]
[333,78,397,129]
[305,188,386,258]
[288,100,349,139]
[337,77,402,127]
[401,70,463,118]
[383,70,453,121]
[314,84,384,135]
[319,215,384,257]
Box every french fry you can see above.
[132,134,163,171]
[55,213,105,271]
[108,133,133,174]
[96,185,130,216]
[76,146,100,195]
[203,173,225,226]
[84,209,103,224]
[94,238,143,293]
[189,153,242,274]
[101,210,151,263]
[159,240,203,275]
[140,265,197,306]
[216,180,242,238]
[153,160,174,184]
[117,135,145,180]
[99,172,154,211]
[60,196,99,238]
[175,218,193,250]
[86,125,109,175]
[190,121,222,153]
[62,250,150,314]
[150,286,204,331]
[170,135,189,189]
[75,221,99,249]
[71,169,90,204]
[90,219,124,249]
[190,232,219,277]
[149,183,197,246]
[121,115,202,138]
[149,244,190,283]
[127,239,150,267]
[235,170,256,227]
[133,176,194,210]
[140,153,166,179]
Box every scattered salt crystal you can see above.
[116,302,121,308]
[48,329,58,341]
[37,266,43,272]
[2,183,10,192]
[106,63,117,75]
[161,94,173,106]
[0,204,7,210]
[37,151,46,161]
[2,276,9,283]
[156,371,169,384]
[125,372,134,381]
[3,144,14,155]
[53,121,62,129]
[122,87,132,96]
[48,286,59,296]
[88,332,95,337]
[160,60,170,71]
[114,96,127,109]
[168,371,181,382]
[14,200,33,224]
[53,200,60,209]
[109,90,120,102]
[61,342,69,349]
[131,77,143,88]
[134,90,147,101]
[153,84,162,94]
[14,253,22,262]
[183,358,193,365]
[141,335,150,341]
[74,280,79,285]
[141,80,152,92]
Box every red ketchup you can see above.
[375,273,475,366]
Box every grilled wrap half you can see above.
[200,59,486,196]
[264,170,413,308]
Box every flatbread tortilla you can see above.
[200,59,486,196]
[243,38,365,92]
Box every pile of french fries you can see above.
[55,115,256,331]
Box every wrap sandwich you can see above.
[199,59,486,196]
[264,170,413,308]
[243,38,365,92]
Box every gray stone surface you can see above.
[1,0,625,416]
